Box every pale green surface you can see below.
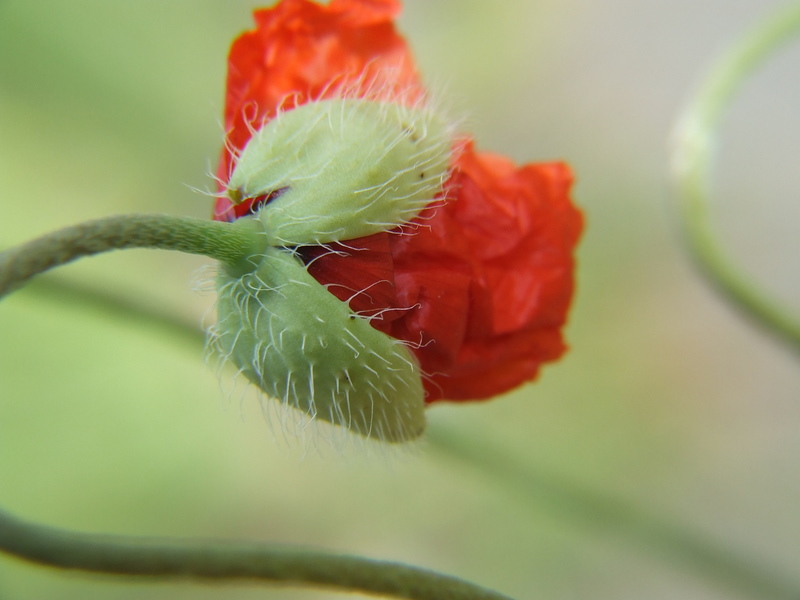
[232,99,453,245]
[2,1,800,599]
[214,247,426,442]
[672,3,800,353]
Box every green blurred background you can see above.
[1,1,799,598]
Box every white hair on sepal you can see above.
[205,73,481,454]
[183,156,234,202]
[310,60,417,106]
[205,307,251,415]
[211,328,424,457]
[227,91,459,246]
[239,99,267,140]
[318,278,393,306]
[354,302,422,325]
[212,246,427,450]
[192,262,223,295]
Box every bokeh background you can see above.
[1,1,799,598]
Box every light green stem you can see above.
[0,507,512,600]
[672,2,800,352]
[0,214,264,299]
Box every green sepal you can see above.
[213,246,426,442]
[226,99,453,246]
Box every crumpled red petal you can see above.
[214,0,422,221]
[303,142,581,401]
[214,0,583,403]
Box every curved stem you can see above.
[672,3,800,353]
[0,214,263,299]
[0,507,512,600]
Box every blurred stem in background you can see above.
[672,1,800,354]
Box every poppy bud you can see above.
[212,0,582,444]
[226,98,453,246]
[212,246,426,443]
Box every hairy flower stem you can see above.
[0,214,264,300]
[0,507,512,600]
[672,3,800,354]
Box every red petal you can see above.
[299,233,399,319]
[380,143,583,401]
[213,0,423,221]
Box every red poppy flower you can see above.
[214,0,583,403]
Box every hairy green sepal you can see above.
[227,99,453,246]
[213,247,426,443]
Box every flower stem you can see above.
[672,2,800,353]
[0,507,512,600]
[0,214,264,300]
